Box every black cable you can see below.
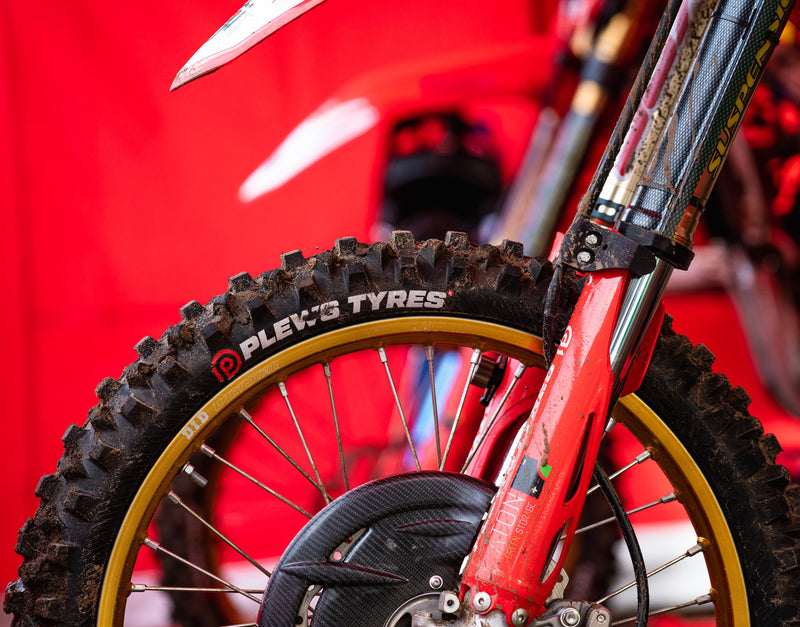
[592,463,649,626]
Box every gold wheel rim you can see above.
[98,317,747,625]
[614,395,749,623]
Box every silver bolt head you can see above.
[576,250,593,264]
[560,607,581,626]
[596,613,608,624]
[438,591,460,613]
[511,608,530,625]
[584,232,600,247]
[472,591,492,612]
[429,575,443,590]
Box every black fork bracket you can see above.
[622,0,794,238]
[559,215,657,276]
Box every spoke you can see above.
[440,348,482,470]
[238,408,324,496]
[611,593,713,625]
[425,346,442,467]
[323,363,349,491]
[461,361,527,473]
[200,444,312,518]
[574,493,676,536]
[586,450,652,496]
[378,347,421,470]
[278,382,332,504]
[167,491,272,578]
[597,541,706,605]
[131,584,264,595]
[142,537,262,604]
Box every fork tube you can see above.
[622,0,790,238]
[609,0,794,394]
[578,0,684,216]
[609,259,673,392]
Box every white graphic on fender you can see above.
[212,290,449,379]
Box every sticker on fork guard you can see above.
[511,455,552,498]
[211,289,449,381]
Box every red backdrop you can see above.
[0,0,548,592]
[2,0,798,603]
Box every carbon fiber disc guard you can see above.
[258,472,494,626]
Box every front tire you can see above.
[5,232,799,626]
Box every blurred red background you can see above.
[2,0,798,617]
[0,0,548,594]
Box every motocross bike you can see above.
[5,0,800,626]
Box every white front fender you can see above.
[171,0,327,90]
